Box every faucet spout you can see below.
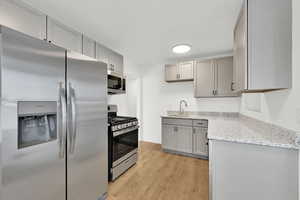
[179,100,188,114]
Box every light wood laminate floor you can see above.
[107,142,209,200]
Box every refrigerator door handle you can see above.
[58,82,67,159]
[68,83,77,154]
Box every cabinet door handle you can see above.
[231,82,235,91]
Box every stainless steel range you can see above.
[108,105,139,181]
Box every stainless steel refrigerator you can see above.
[0,26,108,200]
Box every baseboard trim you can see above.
[163,149,209,160]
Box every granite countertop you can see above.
[161,111,299,150]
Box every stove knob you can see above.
[118,125,123,129]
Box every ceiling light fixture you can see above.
[172,44,191,54]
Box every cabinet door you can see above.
[47,18,82,52]
[115,53,124,74]
[215,57,237,96]
[96,43,109,64]
[192,127,208,156]
[194,60,215,97]
[109,51,124,74]
[179,61,194,80]
[165,64,179,82]
[82,35,96,58]
[0,0,46,40]
[233,3,247,92]
[162,125,176,151]
[106,48,116,72]
[176,126,193,153]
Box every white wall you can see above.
[240,0,300,132]
[108,58,141,117]
[141,63,240,144]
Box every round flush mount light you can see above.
[172,44,191,54]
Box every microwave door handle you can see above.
[69,83,77,154]
[58,82,67,159]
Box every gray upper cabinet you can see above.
[165,61,194,82]
[194,59,215,97]
[233,3,247,92]
[109,50,124,75]
[215,57,235,96]
[194,56,236,97]
[233,0,292,92]
[82,35,96,58]
[47,17,82,53]
[96,43,109,64]
[165,64,178,81]
[96,43,124,75]
[178,61,194,81]
[0,0,46,40]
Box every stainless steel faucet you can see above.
[179,100,188,114]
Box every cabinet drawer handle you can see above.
[231,82,234,91]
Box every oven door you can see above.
[112,127,138,166]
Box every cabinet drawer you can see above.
[192,119,208,127]
[162,118,192,126]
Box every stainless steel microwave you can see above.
[108,72,126,94]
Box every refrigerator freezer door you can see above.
[66,52,108,200]
[0,27,66,200]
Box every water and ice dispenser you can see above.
[18,101,57,148]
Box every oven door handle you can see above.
[113,126,139,137]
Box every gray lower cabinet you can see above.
[161,124,192,153]
[192,127,208,156]
[161,118,208,158]
[176,126,193,153]
[0,0,46,40]
[162,124,177,151]
[47,17,82,53]
[233,0,292,92]
[194,56,237,97]
[209,140,298,200]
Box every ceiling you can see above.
[23,0,243,66]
